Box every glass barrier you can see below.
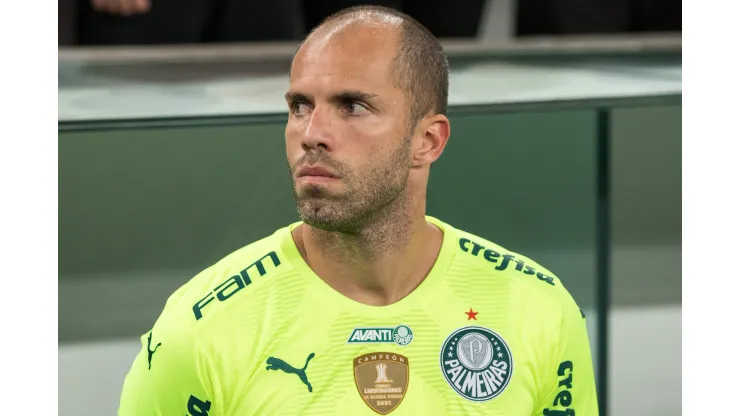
[58,48,681,416]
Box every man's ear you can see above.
[411,114,451,168]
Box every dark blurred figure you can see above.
[630,0,681,32]
[76,0,305,45]
[304,0,487,38]
[69,0,680,46]
[516,0,681,36]
[75,0,485,46]
[60,0,78,45]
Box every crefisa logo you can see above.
[440,326,513,402]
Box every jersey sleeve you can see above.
[533,299,599,416]
[118,307,218,416]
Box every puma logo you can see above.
[265,353,315,392]
[146,331,161,370]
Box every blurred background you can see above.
[58,0,681,415]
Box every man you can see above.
[119,5,599,415]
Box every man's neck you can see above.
[293,210,443,307]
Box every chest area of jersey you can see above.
[228,316,538,415]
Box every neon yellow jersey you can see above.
[119,216,598,416]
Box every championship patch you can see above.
[353,352,410,414]
[440,326,513,402]
[347,325,413,346]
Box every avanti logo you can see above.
[347,325,413,346]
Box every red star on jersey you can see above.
[465,308,479,320]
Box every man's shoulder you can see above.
[447,223,579,310]
[156,225,296,328]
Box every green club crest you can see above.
[440,326,513,401]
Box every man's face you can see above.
[285,23,412,233]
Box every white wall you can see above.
[59,339,140,416]
[609,304,681,416]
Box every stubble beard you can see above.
[292,137,412,235]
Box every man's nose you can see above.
[301,106,334,152]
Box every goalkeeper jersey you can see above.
[119,216,598,415]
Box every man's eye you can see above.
[292,102,310,115]
[344,102,369,115]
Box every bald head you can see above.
[295,6,449,130]
[285,6,452,233]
